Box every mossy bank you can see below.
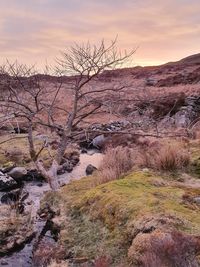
[40,171,200,266]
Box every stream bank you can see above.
[0,149,102,267]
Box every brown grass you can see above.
[47,261,68,267]
[139,141,190,172]
[96,146,134,184]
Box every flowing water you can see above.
[0,150,103,267]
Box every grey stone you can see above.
[0,171,18,191]
[193,197,200,204]
[86,164,97,175]
[8,167,27,181]
[92,135,105,148]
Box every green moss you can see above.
[49,171,200,265]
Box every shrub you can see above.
[94,256,111,267]
[128,230,200,267]
[96,146,134,184]
[140,141,190,172]
[33,241,66,267]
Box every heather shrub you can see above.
[94,256,111,267]
[128,230,200,267]
[32,240,66,267]
[96,146,134,184]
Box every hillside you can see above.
[1,53,200,267]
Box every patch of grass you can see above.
[0,205,34,255]
[95,146,134,185]
[0,133,56,168]
[42,171,200,265]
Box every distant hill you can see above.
[165,53,200,66]
[179,53,200,64]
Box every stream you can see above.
[0,150,103,267]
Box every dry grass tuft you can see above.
[47,260,68,267]
[139,141,190,172]
[96,146,134,184]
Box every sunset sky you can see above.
[0,0,200,69]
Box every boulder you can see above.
[92,135,105,148]
[86,164,97,175]
[0,162,16,174]
[174,106,196,127]
[81,148,88,154]
[57,161,74,175]
[22,169,44,181]
[0,171,18,191]
[193,197,200,204]
[8,167,27,182]
[62,162,73,172]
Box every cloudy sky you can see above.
[0,0,200,68]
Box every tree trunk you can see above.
[36,160,60,191]
[56,133,69,164]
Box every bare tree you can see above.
[0,39,134,190]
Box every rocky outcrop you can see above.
[1,188,29,205]
[159,95,200,128]
[0,171,18,191]
[8,167,27,182]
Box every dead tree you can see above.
[0,39,134,190]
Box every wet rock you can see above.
[86,164,97,175]
[0,259,8,265]
[62,162,73,172]
[81,148,87,154]
[1,189,21,204]
[8,167,27,182]
[23,169,45,182]
[1,188,29,204]
[0,171,18,191]
[81,148,88,154]
[57,161,73,175]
